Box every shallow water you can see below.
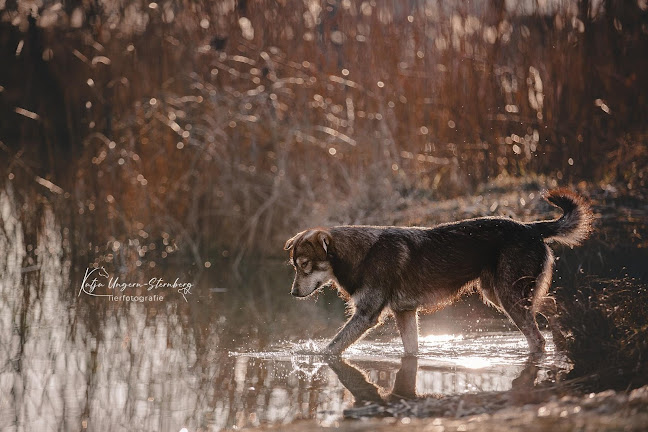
[0,191,567,432]
[228,331,563,428]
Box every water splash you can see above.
[289,355,326,379]
[235,330,568,373]
[291,339,324,355]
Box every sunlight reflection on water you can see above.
[240,330,561,369]
[420,333,465,343]
[234,329,566,402]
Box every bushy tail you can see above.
[529,189,594,246]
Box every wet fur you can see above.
[285,189,593,356]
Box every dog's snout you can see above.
[291,288,299,296]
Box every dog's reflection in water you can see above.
[326,356,419,406]
[326,355,546,409]
[326,356,419,405]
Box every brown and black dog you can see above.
[285,189,593,356]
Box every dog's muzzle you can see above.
[291,288,304,297]
[291,281,323,297]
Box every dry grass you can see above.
[556,277,648,390]
[1,1,647,264]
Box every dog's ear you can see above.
[284,231,303,251]
[317,230,332,254]
[284,236,296,251]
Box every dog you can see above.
[284,189,593,356]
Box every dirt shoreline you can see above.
[247,384,648,431]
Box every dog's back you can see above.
[328,218,535,310]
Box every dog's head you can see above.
[284,229,337,298]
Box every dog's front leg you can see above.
[323,312,379,354]
[323,302,383,354]
[393,310,419,355]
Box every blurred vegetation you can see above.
[557,277,648,390]
[1,0,647,265]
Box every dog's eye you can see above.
[300,260,309,269]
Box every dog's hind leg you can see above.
[495,247,547,355]
[499,289,545,355]
[479,270,502,309]
[538,296,567,352]
[393,310,419,355]
[531,246,567,352]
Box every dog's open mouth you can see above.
[307,280,334,298]
[316,280,336,293]
[312,280,327,295]
[312,281,335,300]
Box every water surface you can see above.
[0,191,566,432]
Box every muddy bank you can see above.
[248,384,648,431]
